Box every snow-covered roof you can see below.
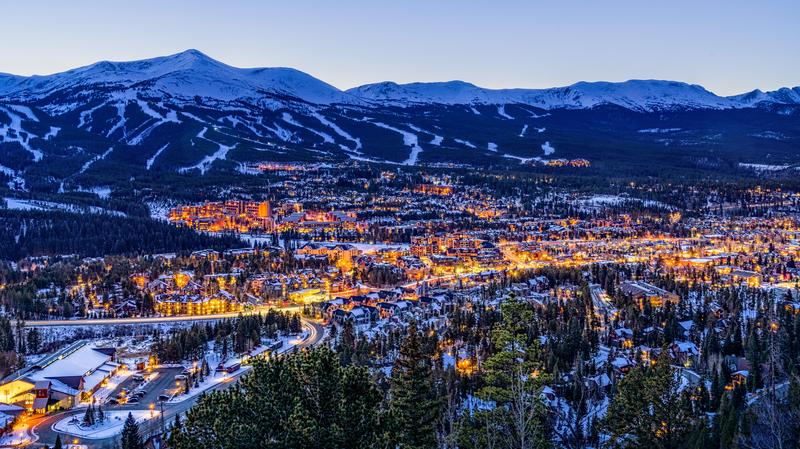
[30,344,113,382]
[82,361,119,392]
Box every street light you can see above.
[149,403,155,418]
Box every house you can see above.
[376,301,413,318]
[670,341,700,366]
[729,269,762,287]
[0,341,119,413]
[347,306,379,326]
[611,357,633,375]
[620,281,680,308]
[731,370,749,387]
[297,243,361,264]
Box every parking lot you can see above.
[105,366,184,410]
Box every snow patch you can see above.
[406,124,443,146]
[44,126,61,140]
[0,105,43,161]
[638,128,681,133]
[370,121,423,165]
[79,147,114,174]
[178,128,236,174]
[282,112,334,144]
[497,104,513,119]
[146,143,169,170]
[311,111,362,152]
[454,138,476,149]
[53,410,160,440]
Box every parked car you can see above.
[106,399,118,405]
[158,394,170,401]
[127,397,140,404]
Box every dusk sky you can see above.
[3,0,799,95]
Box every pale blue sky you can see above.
[2,0,798,95]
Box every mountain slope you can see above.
[349,79,800,112]
[1,50,799,195]
[0,49,359,106]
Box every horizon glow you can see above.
[2,0,798,96]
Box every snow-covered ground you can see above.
[541,141,555,155]
[0,164,26,191]
[311,111,362,152]
[282,112,334,144]
[0,105,43,162]
[503,154,540,164]
[53,410,159,440]
[167,334,305,404]
[78,147,114,174]
[406,124,443,146]
[454,138,476,149]
[146,144,169,170]
[576,194,674,211]
[738,162,792,171]
[75,186,112,199]
[166,365,247,404]
[178,128,236,175]
[638,127,681,133]
[0,427,32,446]
[3,197,124,216]
[370,122,422,165]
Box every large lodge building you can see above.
[169,200,272,233]
[0,341,119,414]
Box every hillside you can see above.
[1,50,799,195]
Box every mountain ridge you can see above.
[1,49,798,112]
[1,49,799,193]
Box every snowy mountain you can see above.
[350,79,800,112]
[1,50,797,112]
[0,49,360,107]
[1,49,799,193]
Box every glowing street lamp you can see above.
[150,403,155,418]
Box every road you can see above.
[25,318,325,448]
[24,306,301,327]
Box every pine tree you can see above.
[389,322,438,449]
[169,348,382,449]
[26,328,41,354]
[120,412,144,449]
[601,351,695,449]
[96,403,104,423]
[83,403,95,426]
[53,435,62,449]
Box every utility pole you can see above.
[160,400,166,435]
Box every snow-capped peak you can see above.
[348,79,768,112]
[0,49,361,105]
[0,50,798,112]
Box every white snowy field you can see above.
[53,410,159,440]
[3,197,124,216]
